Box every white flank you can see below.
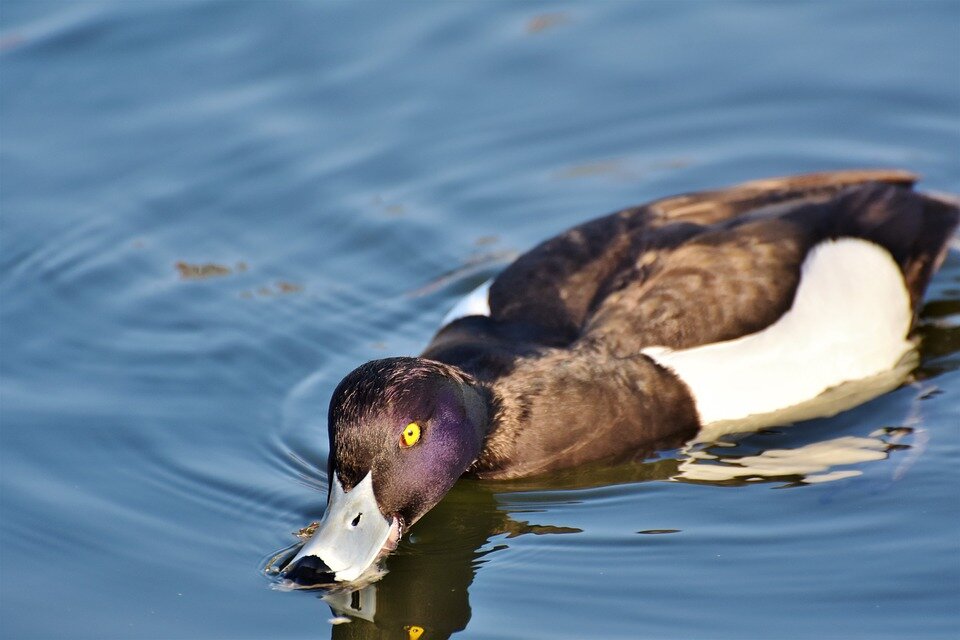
[643,238,914,426]
[441,278,493,326]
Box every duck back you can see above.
[420,171,958,478]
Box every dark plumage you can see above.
[421,170,958,478]
[285,170,959,584]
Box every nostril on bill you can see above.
[281,555,335,585]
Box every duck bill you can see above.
[283,472,400,584]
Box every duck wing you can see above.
[582,178,957,354]
[424,170,956,390]
[486,169,922,345]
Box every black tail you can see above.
[821,184,959,315]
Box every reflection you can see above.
[677,435,888,484]
[313,483,577,640]
[916,296,960,375]
[268,421,924,639]
[319,488,485,639]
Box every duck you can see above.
[282,169,959,585]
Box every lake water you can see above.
[2,2,959,639]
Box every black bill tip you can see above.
[280,555,336,586]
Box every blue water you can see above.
[2,2,959,638]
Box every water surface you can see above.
[2,2,959,639]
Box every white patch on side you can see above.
[643,238,913,426]
[441,278,493,326]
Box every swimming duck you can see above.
[283,169,959,584]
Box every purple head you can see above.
[283,357,489,584]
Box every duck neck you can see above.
[459,377,495,461]
[469,346,701,479]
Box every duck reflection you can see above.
[317,481,567,640]
[270,417,922,640]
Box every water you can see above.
[2,2,959,638]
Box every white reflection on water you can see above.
[677,435,888,483]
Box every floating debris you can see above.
[526,12,568,34]
[555,157,691,182]
[276,280,302,294]
[296,522,320,540]
[175,261,233,280]
[240,281,304,298]
[637,529,681,535]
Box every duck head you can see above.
[283,357,489,584]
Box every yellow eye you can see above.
[405,626,424,640]
[400,422,421,448]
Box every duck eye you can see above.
[400,422,421,448]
